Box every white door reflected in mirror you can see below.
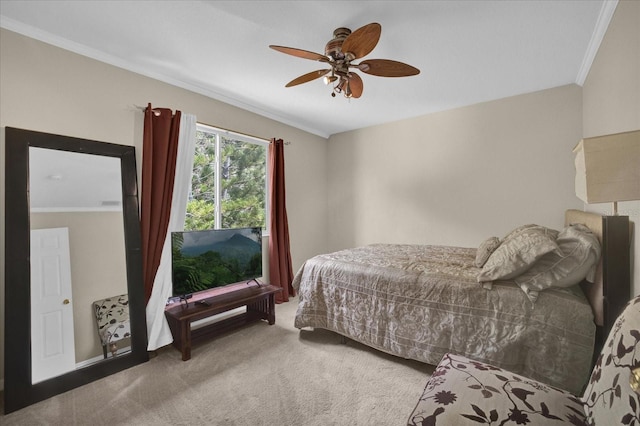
[30,227,76,384]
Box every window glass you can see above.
[185,125,267,231]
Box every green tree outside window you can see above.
[185,126,267,231]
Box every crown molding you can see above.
[0,17,330,139]
[575,0,618,86]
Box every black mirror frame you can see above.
[3,127,149,414]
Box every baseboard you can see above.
[75,345,133,368]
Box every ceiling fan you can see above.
[269,23,420,99]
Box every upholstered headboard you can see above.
[565,209,631,350]
[565,210,605,326]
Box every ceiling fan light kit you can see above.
[269,23,420,99]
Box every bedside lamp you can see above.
[573,130,637,350]
[573,130,640,215]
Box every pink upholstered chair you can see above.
[407,296,640,425]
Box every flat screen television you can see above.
[171,227,262,300]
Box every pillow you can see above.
[515,223,601,303]
[477,224,559,283]
[501,223,538,241]
[474,236,501,267]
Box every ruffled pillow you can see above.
[477,224,559,283]
[515,223,600,303]
[474,237,500,268]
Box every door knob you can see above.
[63,299,70,305]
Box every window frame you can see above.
[193,123,269,236]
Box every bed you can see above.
[292,210,630,395]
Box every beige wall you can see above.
[31,211,128,362]
[0,28,328,384]
[582,0,640,296]
[1,0,638,388]
[324,0,639,297]
[327,84,583,252]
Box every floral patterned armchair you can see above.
[93,294,131,358]
[407,295,640,425]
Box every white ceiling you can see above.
[1,0,615,138]
[29,147,123,211]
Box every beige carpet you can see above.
[1,296,433,425]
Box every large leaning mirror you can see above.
[4,127,149,414]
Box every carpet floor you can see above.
[0,296,433,425]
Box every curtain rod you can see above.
[199,121,291,145]
[135,105,162,116]
[135,105,290,145]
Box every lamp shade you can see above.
[573,130,640,204]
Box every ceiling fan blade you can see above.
[269,45,330,62]
[285,69,331,87]
[347,72,363,98]
[341,23,381,60]
[357,59,420,77]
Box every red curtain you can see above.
[268,138,295,303]
[141,104,181,303]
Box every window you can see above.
[185,124,268,232]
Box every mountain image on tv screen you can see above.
[171,227,262,297]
